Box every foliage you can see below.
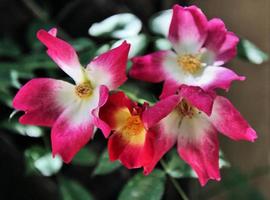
[0,3,268,200]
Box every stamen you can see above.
[177,54,202,74]
[176,99,197,118]
[122,115,145,136]
[75,82,93,98]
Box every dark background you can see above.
[0,0,269,199]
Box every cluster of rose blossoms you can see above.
[13,5,257,186]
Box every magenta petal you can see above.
[130,50,169,83]
[160,79,181,99]
[13,78,72,127]
[204,18,227,54]
[48,28,57,36]
[210,96,257,142]
[142,94,181,128]
[92,85,111,138]
[198,66,245,91]
[37,29,83,83]
[88,41,130,90]
[143,126,177,175]
[51,109,94,163]
[179,85,216,116]
[178,117,220,186]
[169,5,208,54]
[216,32,239,64]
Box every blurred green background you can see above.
[0,0,269,200]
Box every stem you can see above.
[160,159,189,200]
[21,0,49,21]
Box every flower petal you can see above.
[142,94,181,128]
[209,96,257,142]
[160,79,181,99]
[204,19,227,54]
[190,66,245,91]
[169,5,208,54]
[37,29,83,83]
[108,129,153,169]
[92,85,111,138]
[87,41,130,89]
[143,125,177,175]
[129,50,170,83]
[216,32,239,64]
[51,87,102,163]
[177,114,220,186]
[13,78,75,127]
[51,109,94,163]
[99,91,133,133]
[179,85,216,116]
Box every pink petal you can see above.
[216,32,239,64]
[13,78,74,127]
[179,85,216,116]
[209,96,257,142]
[87,41,130,90]
[37,29,83,83]
[48,28,57,36]
[196,66,245,91]
[169,5,208,54]
[92,85,111,138]
[160,79,181,99]
[203,18,227,61]
[129,50,169,83]
[51,104,95,163]
[142,94,181,128]
[177,115,220,186]
[143,126,177,175]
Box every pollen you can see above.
[75,82,93,98]
[121,115,146,137]
[176,99,197,118]
[177,54,202,74]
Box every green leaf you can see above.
[238,39,268,64]
[0,37,21,57]
[59,177,95,200]
[154,38,172,51]
[2,121,44,138]
[164,149,197,179]
[27,20,54,51]
[89,13,142,39]
[149,9,172,37]
[112,34,149,58]
[72,147,98,166]
[70,38,96,52]
[119,81,157,105]
[93,148,121,176]
[118,170,166,200]
[24,146,63,176]
[163,149,230,179]
[219,150,230,169]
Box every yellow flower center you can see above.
[75,82,93,98]
[121,115,146,137]
[177,54,202,74]
[176,99,197,118]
